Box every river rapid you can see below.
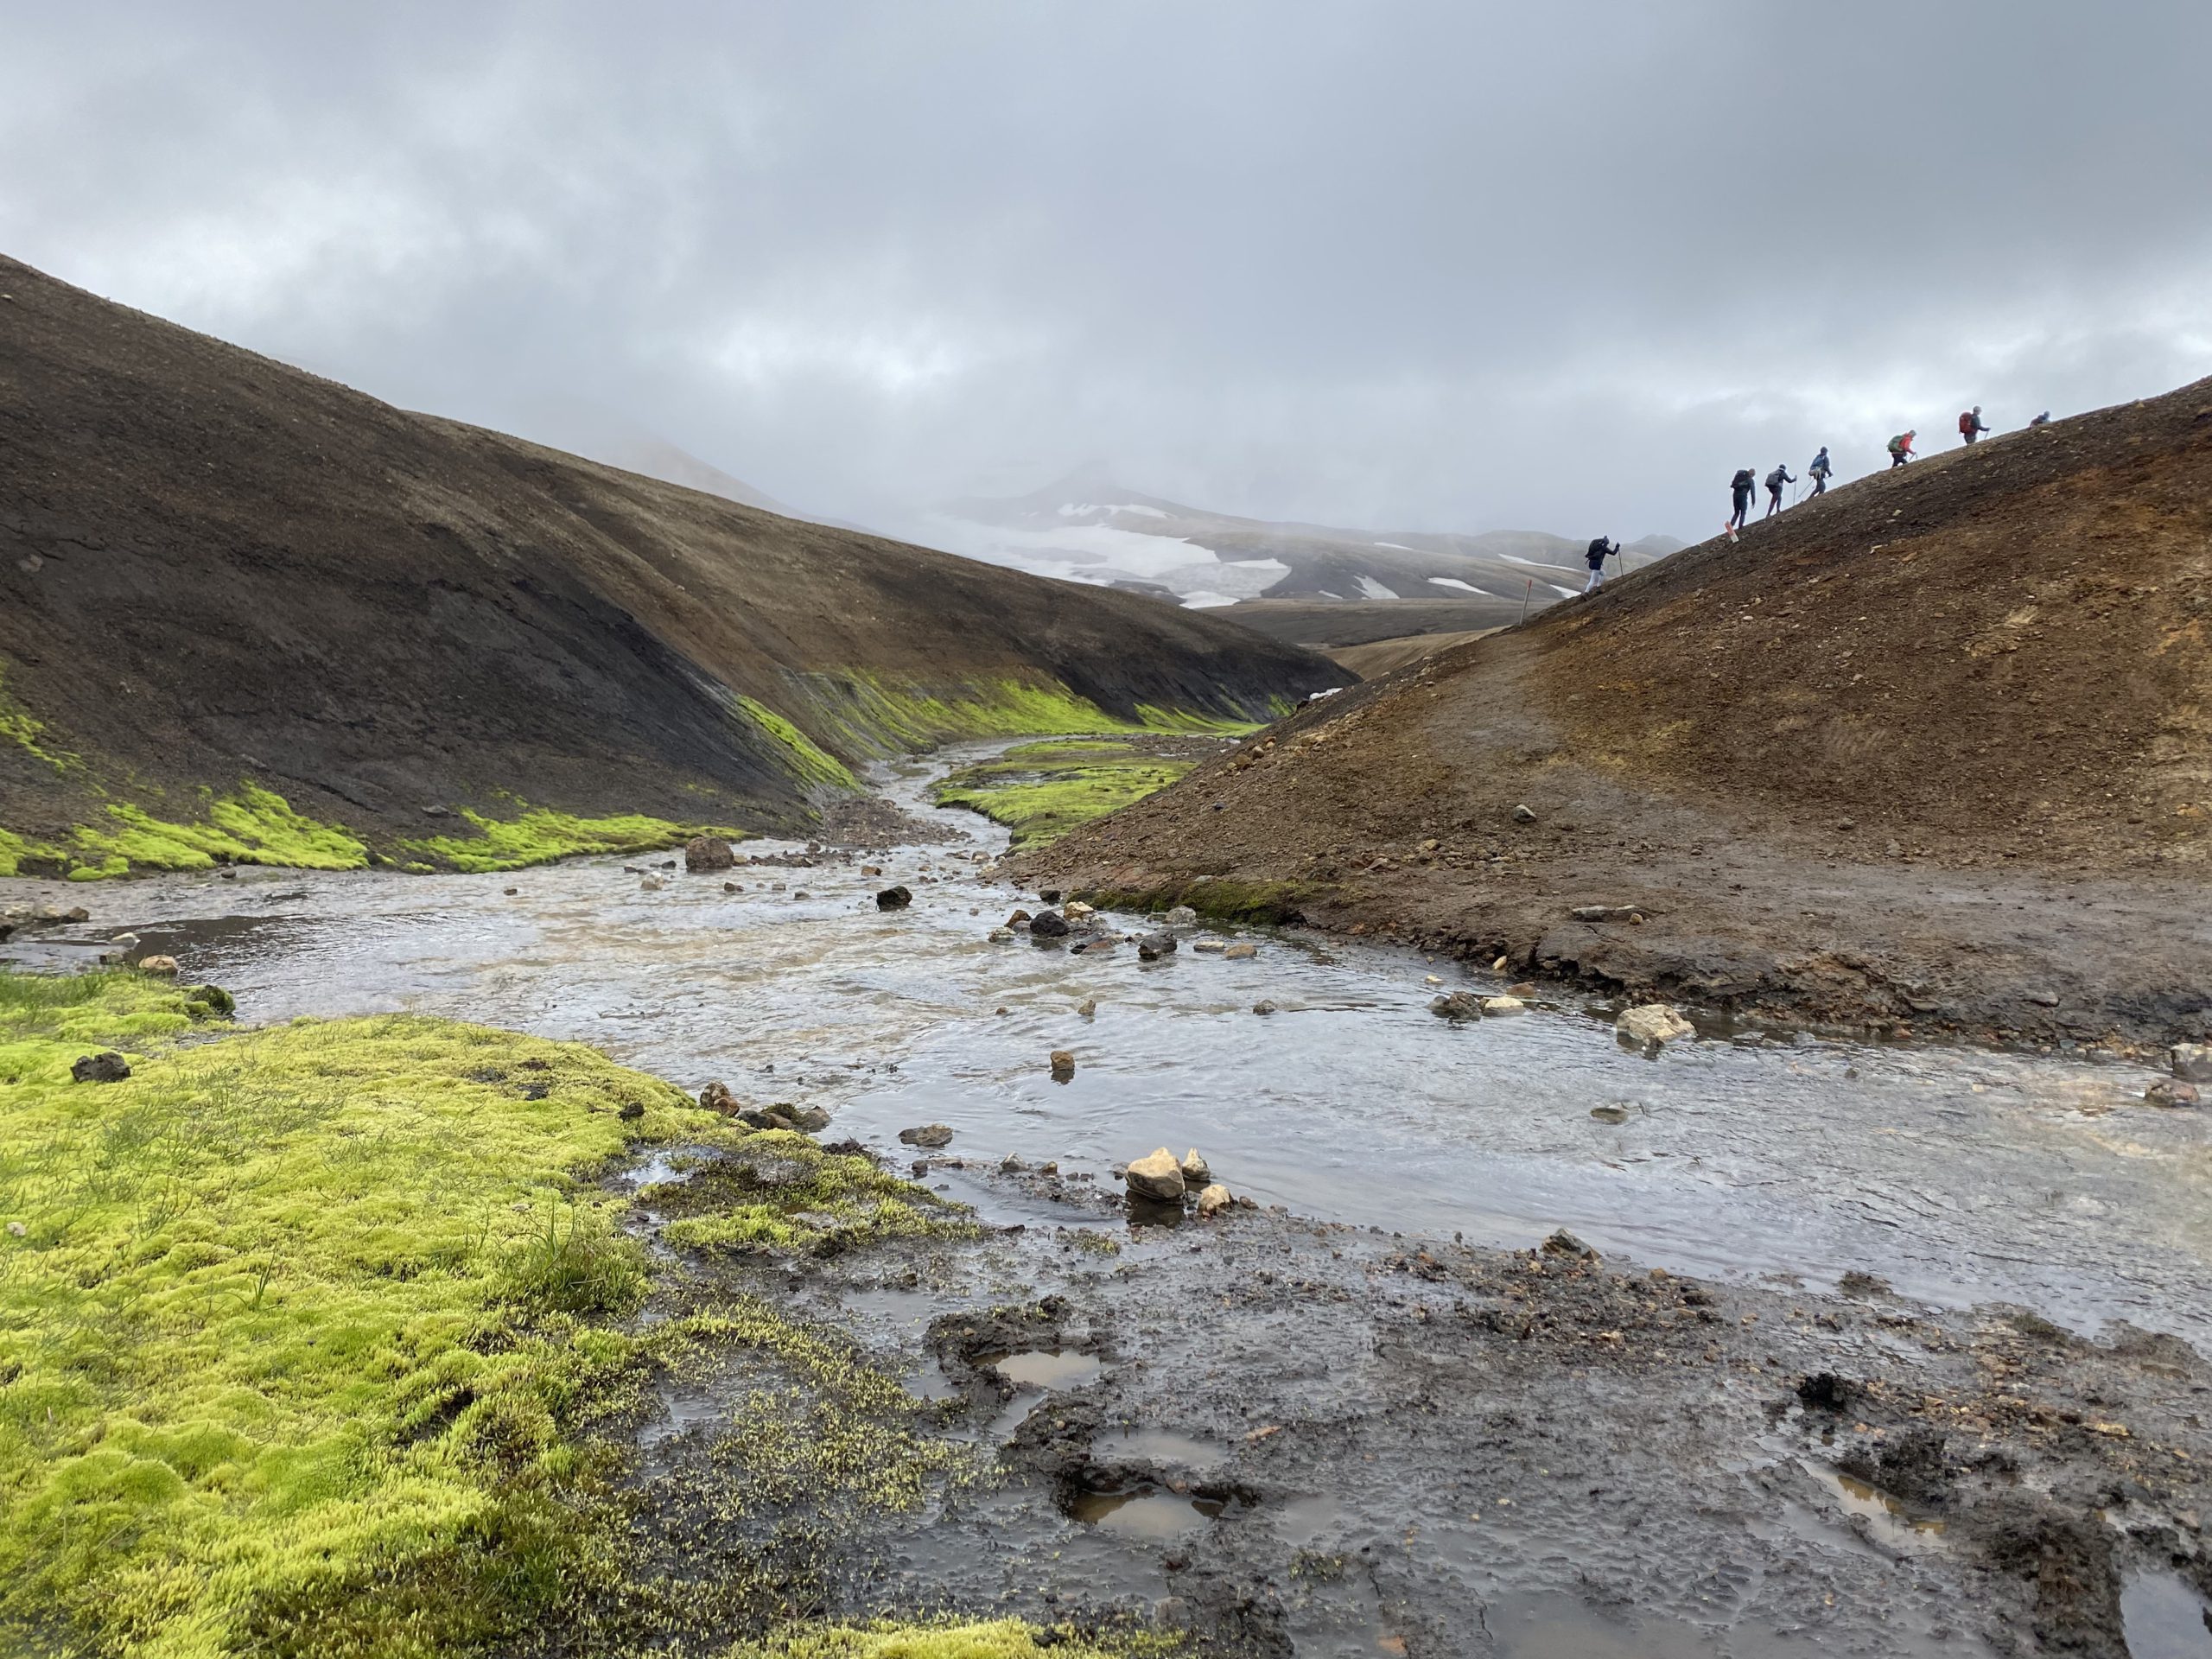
[9,741,2205,1352]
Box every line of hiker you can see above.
[1725,404,2038,537]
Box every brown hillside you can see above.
[0,256,1334,865]
[1025,380,2212,1048]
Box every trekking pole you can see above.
[1519,576,1533,624]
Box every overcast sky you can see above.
[5,2,2209,544]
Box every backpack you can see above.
[1586,537,1609,565]
[1732,469,1755,491]
[1766,467,1787,490]
[1958,410,1974,435]
[1887,435,1906,455]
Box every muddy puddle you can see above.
[8,741,2207,1348]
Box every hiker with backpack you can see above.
[1959,405,1989,445]
[1729,467,1756,531]
[1887,430,1916,467]
[1583,536,1619,594]
[1807,446,1833,497]
[1764,463,1796,518]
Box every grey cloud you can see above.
[3,0,2208,543]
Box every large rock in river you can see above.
[1124,1147,1186,1202]
[684,835,736,872]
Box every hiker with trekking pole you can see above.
[1583,536,1621,594]
[1959,405,1989,446]
[1887,429,1916,467]
[1805,446,1833,499]
[1764,463,1796,518]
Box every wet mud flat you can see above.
[593,1159,2212,1658]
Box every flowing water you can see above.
[10,742,2207,1346]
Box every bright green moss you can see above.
[64,785,369,880]
[0,976,711,1656]
[0,969,1000,1656]
[789,671,1265,760]
[931,738,1198,849]
[399,807,747,874]
[0,660,80,773]
[0,826,68,879]
[722,1618,1185,1658]
[737,695,860,791]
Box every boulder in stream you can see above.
[1124,1147,1185,1202]
[1617,1004,1695,1046]
[899,1123,954,1148]
[683,835,736,872]
[1430,991,1484,1021]
[1223,943,1258,961]
[1196,1182,1234,1218]
[2145,1079,2200,1109]
[1483,995,1525,1015]
[1049,1049,1077,1080]
[1179,1149,1211,1185]
[1136,931,1178,961]
[1164,905,1198,925]
[137,956,180,976]
[1029,908,1071,938]
[876,885,913,910]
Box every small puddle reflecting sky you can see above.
[13,743,2206,1344]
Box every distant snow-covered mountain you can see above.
[918,470,1681,609]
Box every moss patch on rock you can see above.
[931,737,1204,849]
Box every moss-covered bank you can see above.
[0,969,1054,1658]
[930,736,1217,849]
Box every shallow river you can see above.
[10,744,2207,1346]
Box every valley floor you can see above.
[3,749,2207,1657]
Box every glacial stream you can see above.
[9,742,2207,1349]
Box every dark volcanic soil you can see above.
[1022,382,2212,1052]
[0,254,1334,855]
[588,1157,2212,1658]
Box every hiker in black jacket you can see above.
[1764,464,1796,518]
[1583,536,1619,594]
[1728,467,1755,532]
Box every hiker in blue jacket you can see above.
[1807,446,1833,498]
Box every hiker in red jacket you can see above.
[1887,430,1916,467]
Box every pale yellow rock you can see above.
[1617,1004,1695,1046]
[1196,1182,1234,1217]
[138,955,180,976]
[1179,1148,1212,1185]
[1125,1147,1185,1202]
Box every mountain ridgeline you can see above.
[0,256,1338,878]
